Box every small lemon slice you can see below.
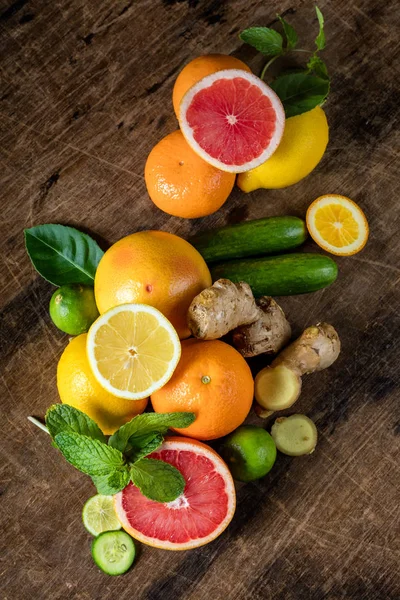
[306,194,369,256]
[87,304,181,400]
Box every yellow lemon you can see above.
[237,106,329,191]
[57,334,148,435]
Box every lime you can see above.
[49,284,99,335]
[220,425,277,482]
[82,494,121,536]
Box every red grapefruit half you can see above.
[114,437,236,550]
[179,69,285,173]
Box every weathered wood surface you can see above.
[0,0,399,598]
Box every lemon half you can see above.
[87,304,181,400]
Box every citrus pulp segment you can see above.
[306,194,369,256]
[179,69,285,172]
[86,304,181,400]
[114,437,236,550]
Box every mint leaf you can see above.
[130,458,185,503]
[126,433,164,462]
[24,224,104,286]
[45,404,106,442]
[277,15,298,49]
[109,412,195,453]
[240,27,283,56]
[92,468,130,495]
[270,72,330,117]
[314,7,325,51]
[54,432,124,476]
[307,55,329,80]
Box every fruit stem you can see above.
[260,55,280,80]
[27,416,50,434]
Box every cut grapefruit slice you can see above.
[179,69,285,173]
[114,437,236,550]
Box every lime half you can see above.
[82,494,121,536]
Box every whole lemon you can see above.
[57,334,147,435]
[237,106,328,191]
[94,231,211,339]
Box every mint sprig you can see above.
[239,27,283,56]
[131,458,185,503]
[54,432,125,476]
[45,405,195,503]
[108,412,195,453]
[240,6,329,117]
[46,404,106,442]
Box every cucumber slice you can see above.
[271,415,318,456]
[82,494,121,536]
[91,531,135,575]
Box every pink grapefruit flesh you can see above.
[179,69,285,173]
[114,437,236,550]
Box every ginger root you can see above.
[232,296,291,357]
[271,414,318,456]
[187,279,259,340]
[188,280,290,358]
[255,323,340,415]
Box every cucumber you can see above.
[91,531,135,575]
[210,253,338,296]
[191,216,307,263]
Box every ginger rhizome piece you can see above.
[271,414,318,456]
[188,279,290,359]
[187,279,260,340]
[232,296,291,357]
[255,323,340,415]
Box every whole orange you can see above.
[151,339,254,440]
[173,54,252,118]
[145,131,235,218]
[94,231,211,339]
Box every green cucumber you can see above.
[91,531,135,575]
[191,216,307,263]
[211,253,338,296]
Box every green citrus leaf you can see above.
[277,15,298,49]
[24,224,104,286]
[54,432,124,476]
[45,404,106,442]
[130,458,185,503]
[315,6,325,51]
[240,27,283,56]
[270,72,330,117]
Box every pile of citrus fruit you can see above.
[26,43,370,576]
[144,54,331,218]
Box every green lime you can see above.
[219,425,277,482]
[82,494,122,536]
[49,284,99,335]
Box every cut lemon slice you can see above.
[87,304,181,400]
[306,194,369,256]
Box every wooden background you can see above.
[1,0,399,598]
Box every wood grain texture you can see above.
[0,0,399,598]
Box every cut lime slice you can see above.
[82,494,121,536]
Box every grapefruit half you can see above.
[179,69,285,173]
[114,437,236,550]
